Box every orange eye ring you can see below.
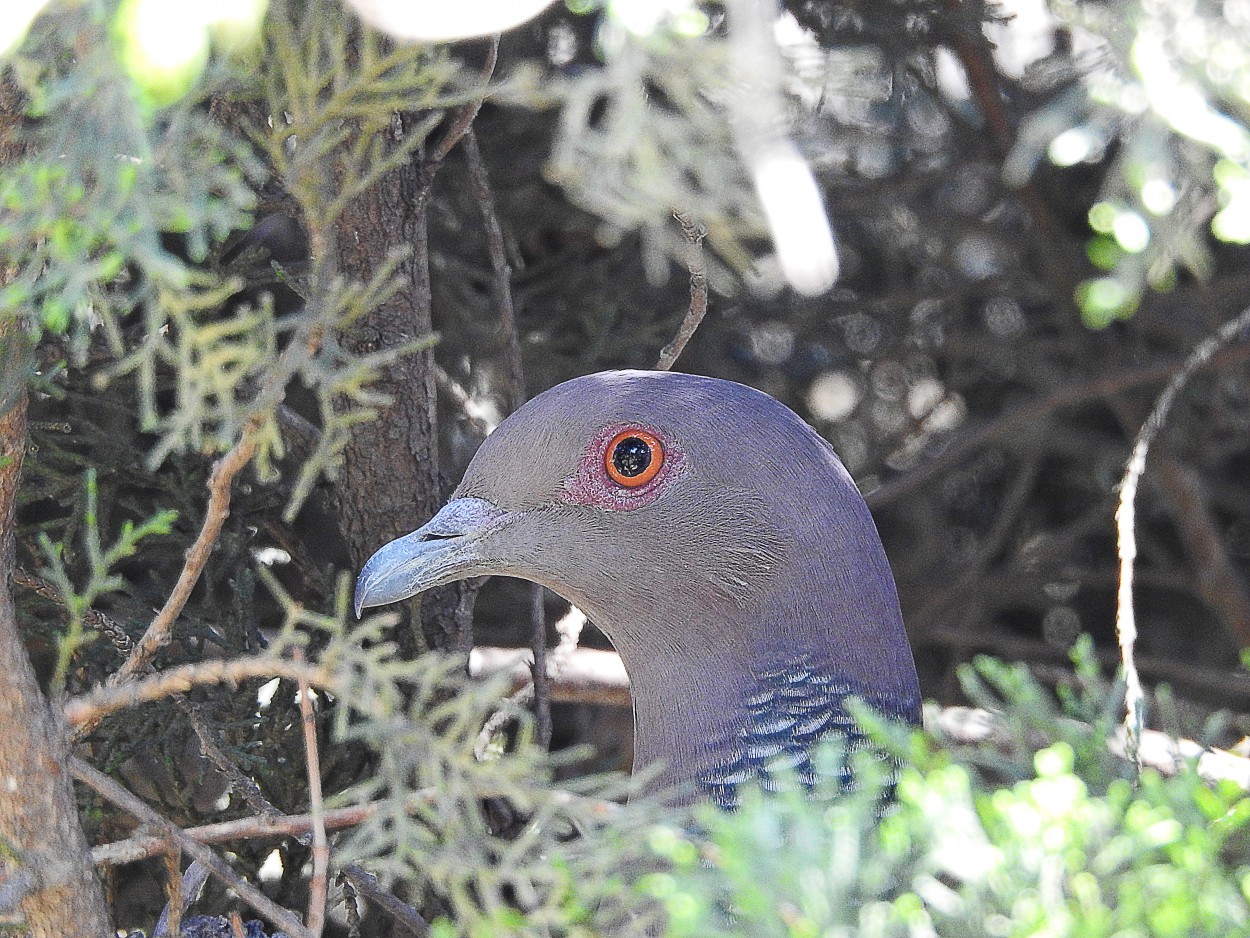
[605,429,664,488]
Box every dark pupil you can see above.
[612,437,652,477]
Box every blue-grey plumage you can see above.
[355,370,920,807]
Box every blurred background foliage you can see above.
[4,0,1250,933]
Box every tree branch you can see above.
[110,427,260,688]
[472,643,1250,790]
[1114,305,1250,770]
[655,211,709,371]
[423,36,500,172]
[64,656,334,729]
[295,650,329,938]
[70,757,312,938]
[1153,453,1250,647]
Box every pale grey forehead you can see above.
[453,370,839,507]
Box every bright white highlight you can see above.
[127,0,210,73]
[1213,165,1250,243]
[343,0,555,41]
[1112,209,1150,253]
[0,0,51,58]
[1048,128,1095,167]
[1140,179,1177,215]
[256,677,281,709]
[1133,30,1250,160]
[258,848,284,882]
[751,145,839,295]
[609,0,706,37]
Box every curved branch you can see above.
[1114,305,1250,769]
[64,656,334,729]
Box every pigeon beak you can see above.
[353,497,510,618]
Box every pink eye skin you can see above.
[559,423,686,511]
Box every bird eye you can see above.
[605,429,664,488]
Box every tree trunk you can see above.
[333,112,469,654]
[0,76,113,938]
[0,350,113,936]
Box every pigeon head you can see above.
[356,370,920,804]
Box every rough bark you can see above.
[0,355,113,935]
[0,75,113,937]
[333,112,466,653]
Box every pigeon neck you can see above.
[594,517,919,808]
[620,639,880,808]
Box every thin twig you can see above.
[1153,454,1250,646]
[19,564,284,775]
[111,310,327,689]
[153,861,210,938]
[73,629,439,936]
[92,782,617,866]
[295,649,329,938]
[469,636,626,709]
[77,800,328,864]
[530,584,551,748]
[179,698,277,817]
[160,851,182,938]
[472,607,589,759]
[64,656,334,729]
[70,757,312,938]
[423,36,500,172]
[338,866,431,937]
[109,424,261,688]
[655,211,709,371]
[1114,305,1250,772]
[462,127,524,414]
[462,120,561,750]
[14,564,134,657]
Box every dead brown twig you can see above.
[423,35,500,175]
[71,757,312,938]
[91,781,619,868]
[461,120,561,750]
[108,428,260,690]
[295,649,329,938]
[64,656,334,729]
[108,311,328,696]
[463,127,524,414]
[655,211,709,371]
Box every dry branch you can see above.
[112,426,261,688]
[460,127,565,748]
[1153,453,1250,647]
[92,783,619,867]
[423,36,499,171]
[655,211,709,371]
[469,644,631,708]
[1115,305,1250,769]
[70,757,311,938]
[64,656,334,729]
[295,650,329,938]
